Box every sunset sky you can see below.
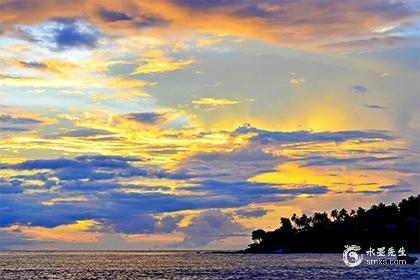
[0,0,419,250]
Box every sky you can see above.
[0,0,419,250]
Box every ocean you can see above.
[0,251,419,279]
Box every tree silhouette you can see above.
[251,229,266,244]
[244,195,419,253]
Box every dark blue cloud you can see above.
[0,114,43,133]
[233,124,394,145]
[106,214,183,234]
[0,127,31,132]
[0,153,329,232]
[0,114,43,125]
[1,155,191,186]
[350,85,368,93]
[2,158,79,170]
[0,179,23,194]
[19,61,48,69]
[108,214,157,234]
[97,10,169,28]
[379,184,399,190]
[234,4,286,19]
[124,112,167,125]
[379,182,412,193]
[98,9,132,22]
[52,19,99,50]
[0,194,89,227]
[194,180,326,196]
[174,0,240,10]
[0,155,147,182]
[1,155,141,170]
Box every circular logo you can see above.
[343,245,363,267]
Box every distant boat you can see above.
[397,255,417,264]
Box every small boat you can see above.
[397,255,417,264]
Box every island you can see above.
[243,195,419,254]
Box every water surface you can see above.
[1,251,419,279]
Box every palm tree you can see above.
[331,209,339,221]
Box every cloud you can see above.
[0,127,31,132]
[0,151,329,231]
[122,112,168,125]
[109,214,157,234]
[172,0,417,50]
[192,98,240,107]
[174,0,239,10]
[234,3,284,19]
[41,196,89,206]
[379,181,412,193]
[0,120,413,246]
[179,147,279,181]
[98,9,132,22]
[0,0,418,250]
[0,113,46,133]
[17,59,75,74]
[0,114,43,125]
[0,155,142,174]
[233,124,394,145]
[176,210,247,248]
[130,56,193,75]
[350,85,368,94]
[133,14,170,29]
[0,0,417,51]
[51,128,111,138]
[0,231,35,250]
[235,208,267,218]
[364,104,387,110]
[154,215,184,233]
[107,214,183,235]
[322,36,411,50]
[290,78,305,85]
[19,61,48,70]
[299,156,402,167]
[186,180,329,205]
[52,19,99,50]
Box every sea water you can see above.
[1,251,419,279]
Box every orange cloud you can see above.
[0,0,417,50]
[1,220,100,243]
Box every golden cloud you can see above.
[192,97,240,107]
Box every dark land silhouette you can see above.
[244,195,419,253]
